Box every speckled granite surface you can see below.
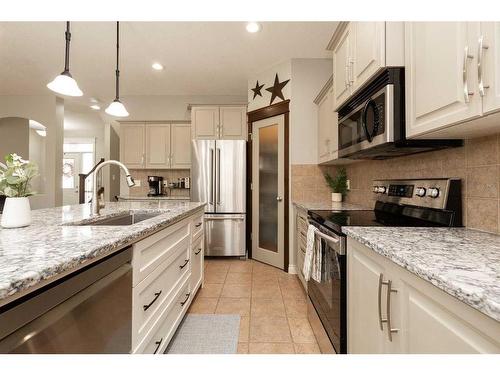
[293,201,370,211]
[343,227,500,322]
[0,201,205,305]
[117,196,190,201]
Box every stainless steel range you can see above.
[306,178,462,354]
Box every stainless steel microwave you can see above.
[337,68,461,160]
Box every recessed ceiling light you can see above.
[90,104,101,110]
[152,62,164,71]
[246,22,262,33]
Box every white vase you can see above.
[1,197,32,228]
[331,193,342,202]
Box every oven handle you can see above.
[361,98,380,143]
[314,230,344,255]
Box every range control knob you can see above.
[427,187,440,198]
[415,187,427,197]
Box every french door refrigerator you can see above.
[191,140,246,256]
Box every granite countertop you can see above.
[117,195,190,201]
[0,201,205,305]
[293,201,371,211]
[343,227,500,322]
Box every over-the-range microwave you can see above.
[337,68,462,160]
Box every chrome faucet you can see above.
[91,160,135,215]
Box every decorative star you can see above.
[251,80,265,100]
[266,73,290,105]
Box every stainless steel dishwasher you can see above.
[0,247,132,354]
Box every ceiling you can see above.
[0,22,337,107]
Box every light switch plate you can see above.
[346,179,351,190]
[134,179,141,187]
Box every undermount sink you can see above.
[77,212,163,226]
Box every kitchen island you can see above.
[0,200,205,353]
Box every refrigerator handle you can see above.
[216,148,221,205]
[209,148,214,205]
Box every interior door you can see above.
[251,115,285,269]
[62,152,81,206]
[215,140,246,213]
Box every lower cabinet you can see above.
[130,209,205,354]
[295,206,308,292]
[348,238,500,353]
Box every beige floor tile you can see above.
[204,270,228,284]
[198,283,223,298]
[188,297,218,314]
[249,316,292,343]
[237,343,249,354]
[288,318,317,343]
[215,297,251,316]
[253,262,282,275]
[225,272,252,285]
[283,298,308,318]
[248,343,295,354]
[251,298,286,317]
[205,262,230,273]
[294,343,321,354]
[229,261,253,273]
[280,284,307,300]
[221,283,251,298]
[278,275,302,289]
[239,316,250,343]
[252,283,282,299]
[252,272,279,284]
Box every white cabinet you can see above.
[405,22,500,139]
[120,123,145,169]
[191,232,204,293]
[146,124,171,169]
[330,22,404,110]
[348,237,500,354]
[120,123,191,170]
[315,77,339,164]
[191,105,247,140]
[295,206,308,292]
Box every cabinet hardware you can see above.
[276,196,283,202]
[180,293,191,306]
[153,338,163,354]
[345,64,349,88]
[195,222,202,228]
[349,57,354,85]
[378,274,387,330]
[478,36,490,97]
[179,259,189,269]
[195,248,202,255]
[385,279,399,342]
[143,291,162,311]
[463,46,474,103]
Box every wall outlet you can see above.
[134,179,141,187]
[346,179,351,190]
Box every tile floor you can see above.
[188,257,321,354]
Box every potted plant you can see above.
[0,153,38,228]
[324,168,348,202]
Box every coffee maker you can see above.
[147,176,164,196]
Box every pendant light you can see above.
[47,22,83,97]
[105,22,129,117]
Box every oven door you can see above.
[307,224,347,354]
[338,85,393,158]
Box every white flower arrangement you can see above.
[0,153,39,197]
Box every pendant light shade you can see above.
[47,22,83,97]
[105,22,129,118]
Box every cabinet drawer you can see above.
[192,212,204,239]
[191,235,204,294]
[132,236,190,346]
[137,276,191,354]
[132,218,191,286]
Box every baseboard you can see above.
[287,264,298,275]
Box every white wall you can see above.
[64,109,106,163]
[0,95,64,209]
[247,61,291,112]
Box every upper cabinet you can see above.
[315,77,339,164]
[120,122,191,170]
[406,22,500,139]
[191,105,247,140]
[329,22,404,111]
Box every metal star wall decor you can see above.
[266,73,290,105]
[251,80,265,99]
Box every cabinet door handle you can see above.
[179,259,189,269]
[180,293,191,306]
[349,57,354,84]
[143,291,162,311]
[478,35,490,97]
[195,248,202,255]
[385,279,399,342]
[463,46,474,103]
[195,222,202,228]
[153,338,163,354]
[378,274,387,331]
[345,64,349,88]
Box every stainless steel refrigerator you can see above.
[191,140,246,256]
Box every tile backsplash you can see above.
[292,133,500,234]
[127,169,191,198]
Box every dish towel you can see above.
[303,224,322,283]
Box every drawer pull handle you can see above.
[180,293,191,306]
[153,338,163,354]
[195,222,202,228]
[143,291,162,311]
[179,259,189,269]
[195,248,202,255]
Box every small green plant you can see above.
[324,167,348,195]
[0,154,39,197]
